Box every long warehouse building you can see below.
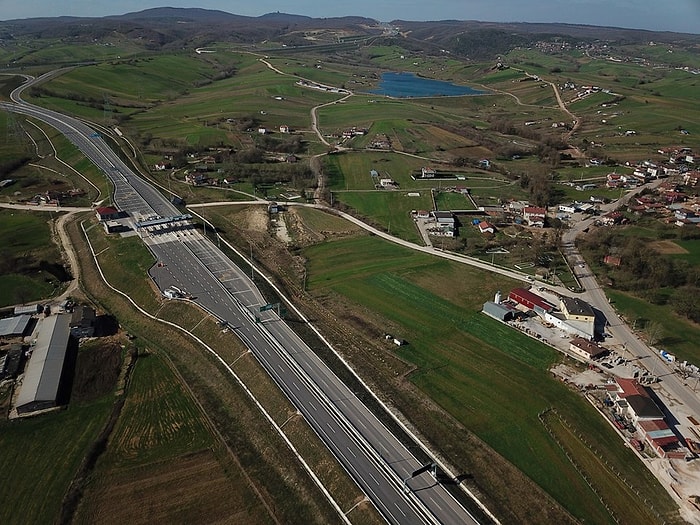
[16,314,71,415]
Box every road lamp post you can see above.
[249,241,254,281]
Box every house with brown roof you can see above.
[569,337,607,360]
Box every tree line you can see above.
[578,227,700,323]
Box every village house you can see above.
[569,337,607,360]
[523,207,546,227]
[478,221,495,234]
[603,255,622,267]
[600,211,624,226]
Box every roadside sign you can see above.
[259,303,275,312]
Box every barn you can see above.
[15,314,72,415]
[508,288,556,314]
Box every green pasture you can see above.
[607,289,700,361]
[0,209,63,307]
[304,235,675,522]
[85,222,159,311]
[293,206,361,235]
[0,111,30,174]
[0,273,55,308]
[469,182,526,204]
[127,61,336,144]
[325,151,428,191]
[555,183,626,204]
[471,67,526,85]
[335,191,427,243]
[8,39,142,66]
[555,165,625,181]
[672,239,700,266]
[0,121,106,206]
[435,191,473,211]
[507,81,559,107]
[0,190,57,232]
[0,397,113,525]
[316,96,449,131]
[545,413,664,524]
[100,352,212,468]
[0,75,26,101]
[38,55,230,104]
[506,48,581,74]
[576,60,655,89]
[568,91,618,113]
[275,60,357,88]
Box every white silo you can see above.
[494,291,502,304]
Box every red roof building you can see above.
[95,206,120,221]
[614,377,647,398]
[508,288,556,313]
[638,420,680,457]
[523,207,546,227]
[478,221,495,234]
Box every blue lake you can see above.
[369,72,485,98]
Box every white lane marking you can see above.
[393,502,406,517]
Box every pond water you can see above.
[369,72,486,98]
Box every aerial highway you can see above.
[3,74,485,524]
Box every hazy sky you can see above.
[1,1,698,34]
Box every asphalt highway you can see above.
[3,74,483,524]
[145,228,480,524]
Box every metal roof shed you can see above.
[0,314,32,337]
[16,314,71,414]
[14,304,41,315]
[482,301,514,321]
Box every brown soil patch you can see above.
[649,240,689,255]
[71,337,124,403]
[78,450,260,525]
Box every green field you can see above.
[607,289,700,362]
[673,239,700,266]
[100,353,213,468]
[336,191,428,243]
[303,234,678,523]
[0,397,113,524]
[84,221,159,311]
[435,190,475,210]
[0,209,67,307]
